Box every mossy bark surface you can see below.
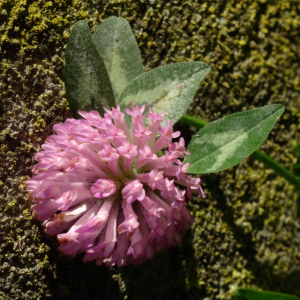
[1,1,300,299]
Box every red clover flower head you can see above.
[26,102,205,267]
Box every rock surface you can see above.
[1,0,300,299]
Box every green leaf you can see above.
[117,61,211,127]
[93,16,144,100]
[65,20,115,117]
[291,143,300,177]
[291,143,300,158]
[292,162,300,177]
[235,288,300,300]
[184,104,284,174]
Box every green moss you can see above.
[1,0,300,299]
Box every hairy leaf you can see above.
[93,16,144,100]
[65,20,115,117]
[184,105,284,174]
[117,61,211,127]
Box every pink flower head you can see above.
[91,179,117,199]
[122,180,145,204]
[26,104,204,267]
[168,137,190,158]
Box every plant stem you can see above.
[249,151,300,190]
[179,114,208,128]
[179,114,300,191]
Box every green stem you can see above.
[250,151,300,190]
[179,114,208,128]
[179,114,300,191]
